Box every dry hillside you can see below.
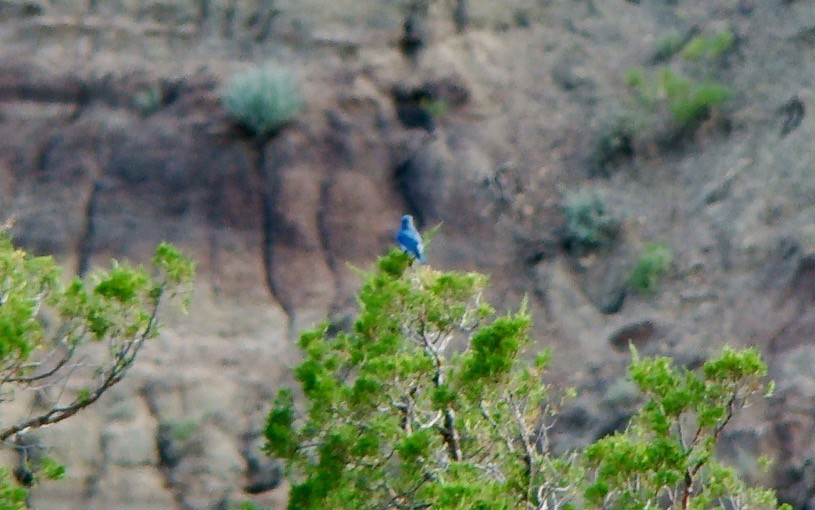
[0,0,813,508]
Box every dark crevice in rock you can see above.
[239,430,282,494]
[0,82,84,105]
[248,2,280,43]
[156,431,191,509]
[76,140,112,277]
[68,83,94,122]
[33,135,60,178]
[593,412,634,441]
[394,158,427,230]
[392,86,436,133]
[453,0,469,32]
[779,96,805,138]
[315,175,341,314]
[12,434,40,488]
[76,179,103,277]
[0,70,191,124]
[221,0,237,39]
[400,11,426,59]
[251,138,293,334]
[596,285,627,315]
[195,0,209,28]
[141,385,189,509]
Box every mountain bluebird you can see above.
[396,214,426,263]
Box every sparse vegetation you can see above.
[420,98,449,119]
[263,249,790,510]
[562,187,620,253]
[0,468,27,510]
[606,26,735,155]
[133,84,164,115]
[681,29,735,61]
[626,66,732,129]
[165,418,201,442]
[222,63,304,137]
[669,80,732,128]
[593,112,639,176]
[629,242,673,294]
[229,501,268,510]
[653,30,685,62]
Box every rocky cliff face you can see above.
[1,0,815,508]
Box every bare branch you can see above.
[479,400,516,454]
[0,289,163,442]
[3,344,77,385]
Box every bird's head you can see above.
[401,215,414,229]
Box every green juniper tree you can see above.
[265,249,789,510]
[584,347,790,510]
[0,237,194,508]
[266,249,580,509]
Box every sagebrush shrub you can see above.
[222,63,303,137]
[563,187,619,253]
[593,112,638,176]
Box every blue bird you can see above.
[395,214,426,263]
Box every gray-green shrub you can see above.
[222,63,303,137]
[593,112,639,176]
[563,187,619,253]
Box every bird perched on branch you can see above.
[395,214,426,264]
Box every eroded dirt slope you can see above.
[0,0,814,508]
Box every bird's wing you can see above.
[396,229,420,252]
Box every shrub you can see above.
[653,30,685,62]
[626,67,732,129]
[620,28,734,133]
[222,63,303,138]
[681,29,735,61]
[629,242,673,294]
[563,187,619,253]
[593,112,639,176]
[656,68,732,128]
[669,81,732,128]
[263,249,789,510]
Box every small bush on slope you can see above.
[222,63,303,138]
